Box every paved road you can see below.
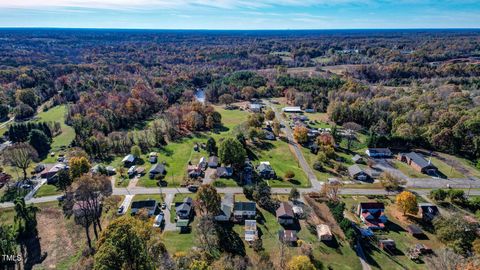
[266,100,323,191]
[163,193,176,231]
[118,195,134,215]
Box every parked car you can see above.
[127,166,136,176]
[117,205,125,215]
[56,195,66,202]
[161,202,167,210]
[187,185,199,192]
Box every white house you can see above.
[245,219,258,242]
[233,202,256,220]
[282,106,303,113]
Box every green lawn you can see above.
[391,160,425,178]
[430,157,465,178]
[132,194,164,203]
[251,140,309,187]
[35,184,61,197]
[162,229,197,254]
[35,105,75,151]
[212,105,249,130]
[342,195,445,270]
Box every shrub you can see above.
[430,189,447,201]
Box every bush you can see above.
[430,189,447,201]
[284,170,295,180]
[447,189,465,203]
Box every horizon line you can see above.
[0,27,479,31]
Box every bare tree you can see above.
[2,143,38,180]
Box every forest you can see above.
[1,29,479,161]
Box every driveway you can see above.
[265,100,323,191]
[118,194,134,215]
[24,178,47,201]
[203,168,216,185]
[162,193,176,231]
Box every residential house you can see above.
[233,202,256,221]
[279,229,298,245]
[257,161,276,179]
[176,197,193,220]
[406,225,424,238]
[245,220,258,242]
[264,131,275,140]
[127,166,137,177]
[40,163,68,184]
[149,163,166,179]
[397,152,438,175]
[365,148,392,158]
[282,106,303,113]
[418,203,439,222]
[122,154,135,165]
[249,103,262,113]
[216,166,233,178]
[215,193,234,222]
[357,202,387,229]
[208,156,219,168]
[148,152,158,164]
[348,165,371,181]
[130,200,158,217]
[317,224,333,241]
[276,202,295,226]
[379,239,396,252]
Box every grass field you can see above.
[36,105,75,151]
[35,184,61,197]
[342,195,445,270]
[430,157,465,178]
[391,160,425,178]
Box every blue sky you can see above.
[0,0,479,29]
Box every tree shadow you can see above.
[288,179,301,185]
[217,224,246,256]
[23,236,47,270]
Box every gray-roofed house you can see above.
[276,202,295,226]
[418,203,439,222]
[208,156,219,168]
[176,197,193,220]
[149,163,166,179]
[365,148,392,158]
[257,162,276,179]
[279,229,298,245]
[216,166,233,178]
[398,152,438,175]
[348,165,371,181]
[249,103,262,113]
[352,154,364,164]
[131,200,158,217]
[122,154,135,165]
[215,193,234,222]
[233,202,256,221]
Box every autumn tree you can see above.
[2,143,38,180]
[293,126,309,144]
[247,113,265,128]
[69,156,91,179]
[218,137,246,169]
[94,215,170,270]
[434,214,477,255]
[131,145,142,158]
[379,172,405,192]
[219,94,234,106]
[265,110,275,121]
[195,184,221,216]
[396,191,418,215]
[196,215,220,255]
[286,255,315,270]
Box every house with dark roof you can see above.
[215,193,234,222]
[397,152,437,175]
[175,197,193,220]
[130,200,158,217]
[40,163,68,184]
[257,161,276,179]
[276,202,295,226]
[406,225,425,238]
[208,156,219,168]
[348,165,371,181]
[122,154,135,165]
[357,202,387,229]
[418,203,439,222]
[216,166,233,178]
[149,163,166,179]
[352,154,364,164]
[233,202,256,221]
[279,229,298,245]
[365,148,392,158]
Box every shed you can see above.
[122,154,135,164]
[208,156,219,168]
[406,225,424,238]
[282,107,303,113]
[317,224,333,241]
[379,239,396,251]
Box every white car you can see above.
[127,166,136,176]
[153,214,164,228]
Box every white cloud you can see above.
[0,0,368,10]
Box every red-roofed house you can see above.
[357,202,387,229]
